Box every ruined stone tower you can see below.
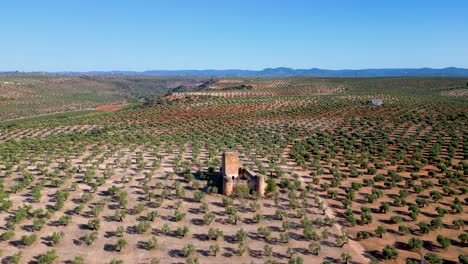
[221,152,266,197]
[222,152,239,196]
[256,174,267,197]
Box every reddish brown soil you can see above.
[96,105,122,111]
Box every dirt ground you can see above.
[0,143,367,264]
[96,105,123,111]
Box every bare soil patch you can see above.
[96,105,123,111]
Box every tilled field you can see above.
[0,76,466,264]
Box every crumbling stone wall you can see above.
[222,152,266,196]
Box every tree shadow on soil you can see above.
[193,233,209,241]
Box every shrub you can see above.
[357,231,370,240]
[286,247,296,258]
[382,245,398,260]
[415,198,429,207]
[344,210,356,226]
[234,184,250,198]
[74,204,84,214]
[209,244,220,256]
[436,235,450,250]
[351,182,362,191]
[136,221,151,234]
[87,218,100,230]
[375,225,387,237]
[341,252,352,264]
[459,233,468,246]
[58,215,71,226]
[363,179,374,186]
[203,212,216,225]
[114,239,127,252]
[308,242,321,255]
[424,252,442,264]
[161,223,171,235]
[193,191,205,202]
[430,191,443,201]
[199,202,209,213]
[399,189,409,199]
[228,214,241,225]
[235,228,247,242]
[409,211,418,221]
[83,231,98,246]
[181,243,196,257]
[367,194,377,203]
[435,206,448,217]
[345,189,356,201]
[258,226,272,240]
[374,174,385,182]
[417,221,431,234]
[51,231,64,246]
[280,232,290,243]
[459,254,468,264]
[38,250,58,264]
[275,209,288,220]
[21,233,38,246]
[115,226,124,237]
[335,235,348,247]
[303,226,318,241]
[184,173,195,182]
[71,256,85,264]
[33,218,46,231]
[379,202,390,213]
[0,200,13,212]
[115,210,127,222]
[430,218,443,229]
[236,242,248,256]
[174,210,186,222]
[208,228,223,241]
[145,236,158,250]
[389,215,403,224]
[407,237,422,251]
[360,211,373,224]
[368,256,379,264]
[177,226,189,237]
[133,203,145,214]
[206,186,218,194]
[147,211,159,221]
[225,205,237,215]
[453,219,465,229]
[12,251,22,264]
[413,185,424,194]
[264,244,272,256]
[0,230,15,241]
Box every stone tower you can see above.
[222,152,239,195]
[256,174,266,197]
[221,152,266,197]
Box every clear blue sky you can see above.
[1,0,467,71]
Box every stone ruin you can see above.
[371,99,383,106]
[221,152,266,197]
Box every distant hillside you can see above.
[143,67,468,77]
[5,67,468,77]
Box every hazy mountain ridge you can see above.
[2,67,468,77]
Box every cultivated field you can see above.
[0,76,467,264]
[0,75,208,121]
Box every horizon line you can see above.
[1,66,468,73]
